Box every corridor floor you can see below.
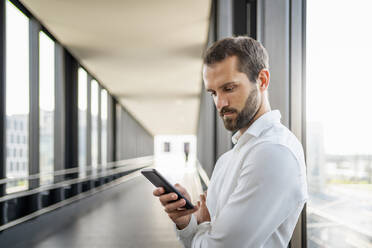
[26,156,202,248]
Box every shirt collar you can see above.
[231,110,282,146]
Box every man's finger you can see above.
[153,187,164,196]
[174,183,187,195]
[159,193,178,206]
[164,199,186,213]
[168,206,199,220]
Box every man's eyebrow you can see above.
[206,82,237,92]
[218,81,236,89]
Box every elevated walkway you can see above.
[1,156,205,248]
[28,175,182,248]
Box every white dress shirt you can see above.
[176,110,308,248]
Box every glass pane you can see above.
[39,31,55,185]
[91,79,99,174]
[101,89,108,167]
[78,68,87,177]
[306,1,372,247]
[5,0,29,193]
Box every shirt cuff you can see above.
[176,214,198,239]
[197,221,211,233]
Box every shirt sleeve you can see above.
[178,143,305,248]
[175,214,198,248]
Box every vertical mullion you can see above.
[97,84,101,169]
[64,50,78,177]
[28,18,40,189]
[64,50,80,195]
[110,97,116,162]
[288,0,306,247]
[54,43,65,183]
[0,0,7,225]
[106,95,113,162]
[233,0,248,36]
[115,103,121,161]
[217,0,233,39]
[215,0,233,160]
[301,0,307,247]
[256,0,264,44]
[247,0,257,39]
[51,43,65,202]
[86,74,91,173]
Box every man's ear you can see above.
[257,69,270,92]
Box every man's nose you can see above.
[216,95,229,112]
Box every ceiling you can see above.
[20,0,211,135]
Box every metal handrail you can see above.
[0,162,151,203]
[0,168,145,232]
[0,156,153,185]
[0,157,153,202]
[0,158,206,233]
[196,160,210,187]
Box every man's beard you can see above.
[220,87,260,132]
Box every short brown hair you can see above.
[203,36,269,82]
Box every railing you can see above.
[0,156,153,186]
[0,156,211,232]
[195,160,210,188]
[0,156,154,231]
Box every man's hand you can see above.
[196,192,211,224]
[153,183,199,230]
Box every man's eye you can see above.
[224,86,234,92]
[210,92,216,96]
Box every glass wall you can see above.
[78,68,88,177]
[306,1,372,247]
[101,89,108,168]
[39,31,55,185]
[5,0,29,193]
[91,79,99,174]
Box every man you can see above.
[153,37,308,247]
[184,142,190,162]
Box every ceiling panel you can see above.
[20,0,210,135]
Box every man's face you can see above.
[203,56,261,132]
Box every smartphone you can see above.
[141,168,195,209]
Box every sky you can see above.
[307,0,372,155]
[6,0,29,115]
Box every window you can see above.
[91,79,99,174]
[78,68,88,177]
[5,0,29,193]
[306,1,372,247]
[39,31,55,185]
[101,89,108,167]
